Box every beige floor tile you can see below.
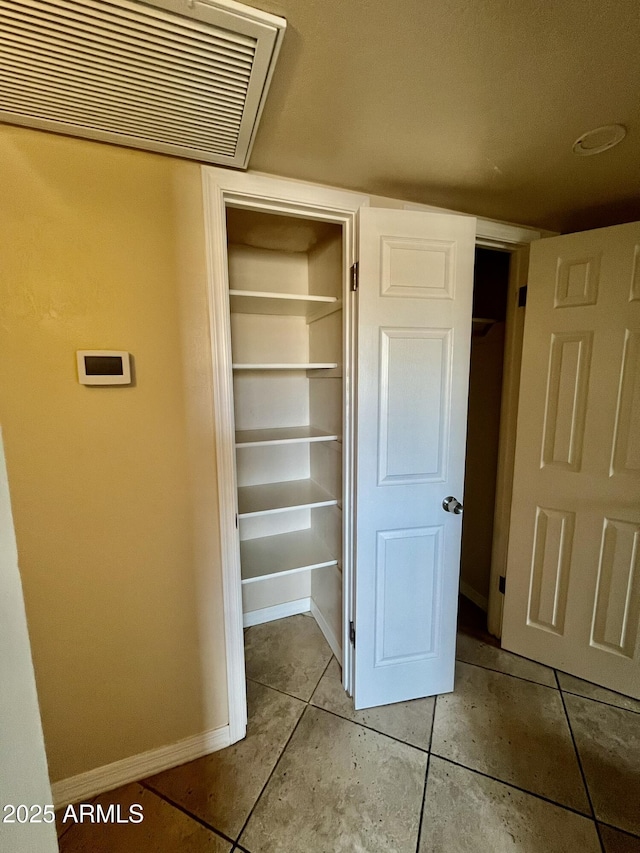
[311,658,435,749]
[59,784,231,852]
[456,632,557,687]
[244,614,333,701]
[432,662,589,812]
[599,825,640,853]
[241,705,427,853]
[558,672,640,713]
[564,694,640,835]
[146,681,304,839]
[419,757,600,853]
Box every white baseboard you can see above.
[243,597,311,627]
[311,599,342,661]
[51,724,231,809]
[459,580,489,613]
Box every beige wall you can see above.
[0,125,228,783]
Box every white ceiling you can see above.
[246,0,640,232]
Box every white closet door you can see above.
[502,222,640,699]
[354,207,476,709]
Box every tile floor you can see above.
[58,607,640,852]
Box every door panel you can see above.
[611,330,640,475]
[503,222,640,699]
[378,328,452,483]
[354,207,476,709]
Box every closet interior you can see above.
[459,247,511,616]
[226,207,345,661]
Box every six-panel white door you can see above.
[502,221,640,699]
[353,207,476,709]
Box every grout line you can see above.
[427,696,437,753]
[554,668,640,711]
[415,694,437,853]
[309,655,334,703]
[414,759,431,852]
[234,701,309,846]
[598,821,640,842]
[558,688,640,716]
[140,781,236,847]
[461,621,640,712]
[457,628,548,667]
[306,701,430,754]
[456,657,558,691]
[246,658,331,706]
[554,670,605,853]
[431,752,596,822]
[246,675,309,704]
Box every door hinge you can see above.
[518,285,527,307]
[350,262,359,292]
[349,621,356,645]
[235,513,238,529]
[499,575,506,594]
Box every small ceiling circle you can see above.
[572,124,627,156]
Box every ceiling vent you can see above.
[0,0,286,168]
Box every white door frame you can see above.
[202,169,549,744]
[201,167,368,743]
[485,244,531,636]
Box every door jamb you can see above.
[483,244,530,637]
[201,166,367,744]
[469,241,532,638]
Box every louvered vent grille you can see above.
[0,0,285,167]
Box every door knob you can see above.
[442,496,463,515]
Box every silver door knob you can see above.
[442,496,463,515]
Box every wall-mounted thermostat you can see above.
[77,351,131,385]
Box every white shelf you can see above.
[240,529,338,584]
[237,478,338,518]
[235,426,340,447]
[233,362,338,371]
[306,366,343,378]
[229,289,338,320]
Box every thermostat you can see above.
[77,351,131,385]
